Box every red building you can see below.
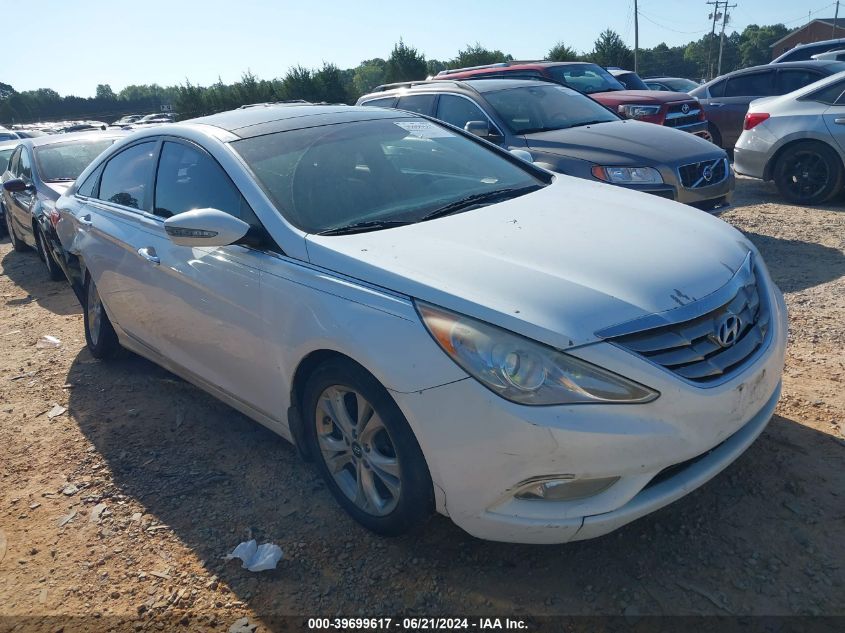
[770,18,845,59]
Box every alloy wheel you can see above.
[783,150,830,201]
[314,385,401,516]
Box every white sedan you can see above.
[56,105,786,544]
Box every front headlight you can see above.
[591,165,664,184]
[618,104,662,119]
[415,302,659,406]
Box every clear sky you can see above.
[6,0,843,97]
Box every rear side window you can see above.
[708,80,726,98]
[361,97,396,108]
[804,79,845,105]
[98,142,157,210]
[778,69,823,94]
[77,163,105,197]
[154,141,256,224]
[395,94,436,115]
[724,72,776,97]
[436,95,490,131]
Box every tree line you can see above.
[0,24,790,125]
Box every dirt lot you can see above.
[0,176,843,631]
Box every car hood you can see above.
[524,120,722,166]
[304,177,751,350]
[44,182,71,198]
[592,90,695,104]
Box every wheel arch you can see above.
[763,136,845,181]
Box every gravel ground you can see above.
[0,176,843,631]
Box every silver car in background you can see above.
[734,71,845,205]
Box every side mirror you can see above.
[3,178,34,193]
[509,149,534,163]
[163,208,250,247]
[464,120,492,139]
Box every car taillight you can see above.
[744,112,770,130]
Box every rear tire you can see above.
[5,210,28,252]
[302,358,434,536]
[707,122,723,149]
[83,274,121,359]
[773,141,843,205]
[36,226,64,281]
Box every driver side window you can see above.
[436,95,492,132]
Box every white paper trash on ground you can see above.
[226,539,283,572]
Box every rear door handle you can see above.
[137,247,160,265]
[834,118,845,125]
[78,214,93,227]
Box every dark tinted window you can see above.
[614,72,649,90]
[34,139,116,182]
[361,97,396,108]
[707,80,726,98]
[18,148,32,180]
[153,141,249,221]
[396,94,436,115]
[724,72,776,97]
[98,141,157,209]
[436,95,490,130]
[77,164,105,197]
[804,79,845,104]
[545,64,626,93]
[778,69,823,94]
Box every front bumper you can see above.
[391,279,786,544]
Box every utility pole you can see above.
[717,3,737,77]
[634,0,639,72]
[706,1,722,80]
[833,1,840,39]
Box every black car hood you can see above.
[524,119,722,166]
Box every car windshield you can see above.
[545,64,626,93]
[663,78,700,92]
[0,148,13,172]
[34,138,117,181]
[232,117,545,234]
[484,84,618,134]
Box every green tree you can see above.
[96,84,117,100]
[547,42,579,62]
[739,24,789,67]
[384,40,427,83]
[588,29,634,68]
[279,65,320,101]
[352,58,387,95]
[426,59,448,77]
[448,43,511,69]
[314,62,349,103]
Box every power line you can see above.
[637,9,710,35]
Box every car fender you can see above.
[762,130,845,180]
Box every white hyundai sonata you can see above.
[56,105,786,544]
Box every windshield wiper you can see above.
[420,185,541,222]
[567,120,612,128]
[316,219,412,236]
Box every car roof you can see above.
[187,104,409,138]
[29,130,129,148]
[362,78,556,100]
[0,139,20,150]
[700,60,845,86]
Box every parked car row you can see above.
[0,95,787,544]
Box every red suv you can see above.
[435,61,710,139]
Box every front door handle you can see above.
[709,102,724,107]
[137,247,160,265]
[834,117,845,125]
[78,214,93,227]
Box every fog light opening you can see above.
[514,475,620,501]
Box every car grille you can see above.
[678,157,729,189]
[610,257,769,384]
[664,102,702,128]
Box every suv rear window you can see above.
[544,64,625,94]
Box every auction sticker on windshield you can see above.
[394,121,454,138]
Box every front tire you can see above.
[83,274,120,359]
[36,226,64,281]
[302,358,434,536]
[773,141,843,205]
